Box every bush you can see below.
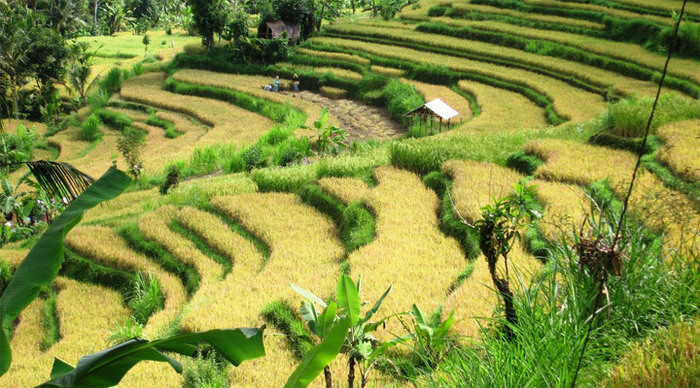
[79,114,102,141]
[382,79,425,126]
[108,317,143,345]
[600,94,700,138]
[506,151,544,175]
[0,124,37,172]
[183,352,228,388]
[101,67,124,94]
[341,202,376,252]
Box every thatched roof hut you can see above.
[260,21,300,41]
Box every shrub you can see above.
[0,124,37,173]
[382,79,425,126]
[506,151,544,176]
[126,272,164,325]
[160,164,180,195]
[183,352,228,388]
[101,67,124,94]
[341,202,376,252]
[242,145,268,172]
[108,317,144,345]
[600,94,700,138]
[79,114,101,141]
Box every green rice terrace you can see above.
[0,0,699,387]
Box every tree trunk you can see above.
[348,357,356,388]
[372,0,377,17]
[323,365,332,388]
[11,79,19,120]
[486,256,517,340]
[94,0,99,35]
[317,3,326,32]
[352,0,356,14]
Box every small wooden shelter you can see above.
[404,98,459,133]
[260,21,300,41]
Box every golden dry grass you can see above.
[310,36,605,123]
[347,166,464,337]
[65,226,187,337]
[455,80,549,131]
[120,73,274,146]
[318,177,371,204]
[320,86,348,99]
[171,69,339,128]
[448,1,607,29]
[295,47,371,66]
[404,79,473,122]
[324,22,673,100]
[443,159,524,223]
[207,192,345,386]
[439,19,700,85]
[525,139,700,254]
[0,278,135,387]
[444,242,541,338]
[533,180,590,242]
[656,119,700,182]
[370,65,405,77]
[139,205,224,284]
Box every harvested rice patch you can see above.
[296,47,370,65]
[443,159,524,223]
[203,193,344,386]
[171,70,337,128]
[0,278,132,387]
[371,65,405,77]
[311,36,605,123]
[455,80,548,131]
[65,226,186,337]
[348,166,464,337]
[444,243,541,338]
[533,180,590,242]
[139,205,224,284]
[656,119,700,182]
[405,79,473,122]
[318,177,371,204]
[121,73,274,146]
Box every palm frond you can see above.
[25,161,94,201]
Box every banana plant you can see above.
[287,274,394,388]
[404,304,455,369]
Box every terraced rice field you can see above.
[2,0,699,386]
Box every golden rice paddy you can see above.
[656,119,700,182]
[347,166,465,337]
[404,79,473,123]
[318,177,371,204]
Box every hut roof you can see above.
[405,98,459,120]
[265,21,300,40]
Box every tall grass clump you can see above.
[183,351,228,388]
[79,114,101,141]
[100,67,124,94]
[600,94,700,138]
[382,79,425,126]
[127,272,165,325]
[426,200,700,386]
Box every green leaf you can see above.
[359,284,392,326]
[336,275,361,325]
[433,311,454,342]
[299,301,318,334]
[38,327,265,387]
[284,318,350,388]
[411,304,433,337]
[0,167,131,377]
[291,283,327,309]
[316,302,337,340]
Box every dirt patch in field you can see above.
[281,91,404,142]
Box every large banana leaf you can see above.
[284,318,350,388]
[336,275,360,325]
[0,167,131,376]
[38,327,266,388]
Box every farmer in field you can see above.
[293,73,300,92]
[273,75,280,92]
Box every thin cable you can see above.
[570,2,688,387]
